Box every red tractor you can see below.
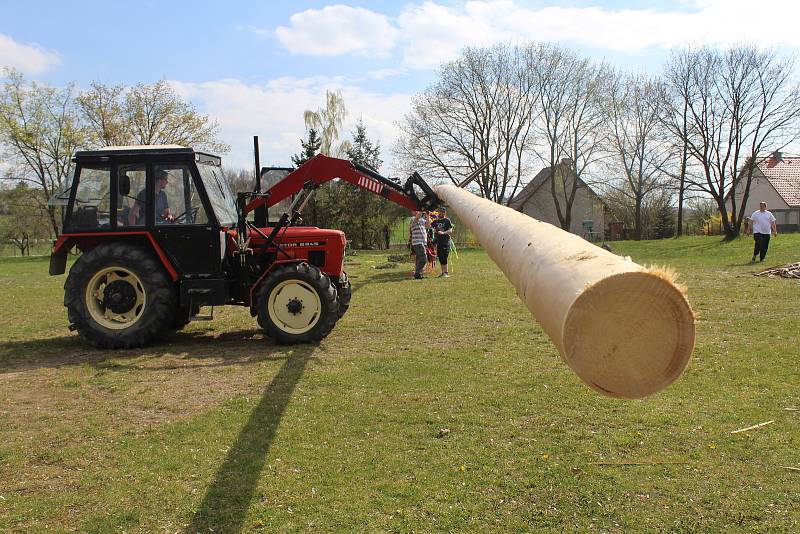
[49,144,440,348]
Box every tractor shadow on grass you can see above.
[350,269,413,297]
[0,328,292,374]
[0,335,113,373]
[187,347,314,533]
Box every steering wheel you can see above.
[171,206,200,224]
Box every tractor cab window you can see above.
[118,164,146,227]
[197,161,237,226]
[71,166,111,230]
[153,163,209,225]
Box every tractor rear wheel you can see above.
[332,272,351,318]
[64,243,176,349]
[256,263,339,344]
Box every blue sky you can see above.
[2,1,800,171]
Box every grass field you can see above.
[1,235,799,532]
[0,242,51,258]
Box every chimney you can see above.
[773,150,783,163]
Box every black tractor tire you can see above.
[256,262,339,344]
[332,272,351,318]
[64,243,176,349]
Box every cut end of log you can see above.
[644,265,685,293]
[562,271,696,399]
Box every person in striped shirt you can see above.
[410,211,430,279]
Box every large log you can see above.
[435,185,695,399]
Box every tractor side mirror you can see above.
[119,173,131,196]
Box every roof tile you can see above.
[758,157,800,206]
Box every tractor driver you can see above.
[128,169,174,225]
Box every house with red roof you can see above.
[729,151,800,232]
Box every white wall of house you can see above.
[520,176,605,237]
[727,174,789,218]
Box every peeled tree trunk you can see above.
[436,185,695,399]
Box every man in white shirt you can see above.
[745,201,777,262]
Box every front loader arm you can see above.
[243,154,441,215]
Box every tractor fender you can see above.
[49,232,179,281]
[49,236,71,275]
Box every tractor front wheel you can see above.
[64,243,176,349]
[256,263,339,344]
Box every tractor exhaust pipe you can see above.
[253,135,267,227]
[435,185,695,399]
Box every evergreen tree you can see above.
[346,121,382,169]
[290,129,324,225]
[291,128,322,168]
[653,203,676,239]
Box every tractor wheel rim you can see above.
[85,266,146,330]
[267,279,322,334]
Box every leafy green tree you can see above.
[0,182,50,255]
[77,80,229,154]
[0,68,87,237]
[75,82,127,146]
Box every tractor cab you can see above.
[54,145,236,278]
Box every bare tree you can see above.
[0,69,87,237]
[395,43,536,205]
[527,43,611,230]
[605,73,672,240]
[77,80,229,154]
[221,167,252,195]
[663,46,800,240]
[659,53,695,237]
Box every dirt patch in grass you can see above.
[1,332,298,435]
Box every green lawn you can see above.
[0,235,798,532]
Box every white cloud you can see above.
[275,5,399,56]
[366,67,408,80]
[271,1,800,69]
[397,0,800,67]
[169,77,413,174]
[0,33,60,74]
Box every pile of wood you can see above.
[754,262,800,278]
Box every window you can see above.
[153,164,209,225]
[119,164,146,227]
[71,166,111,230]
[197,162,238,226]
